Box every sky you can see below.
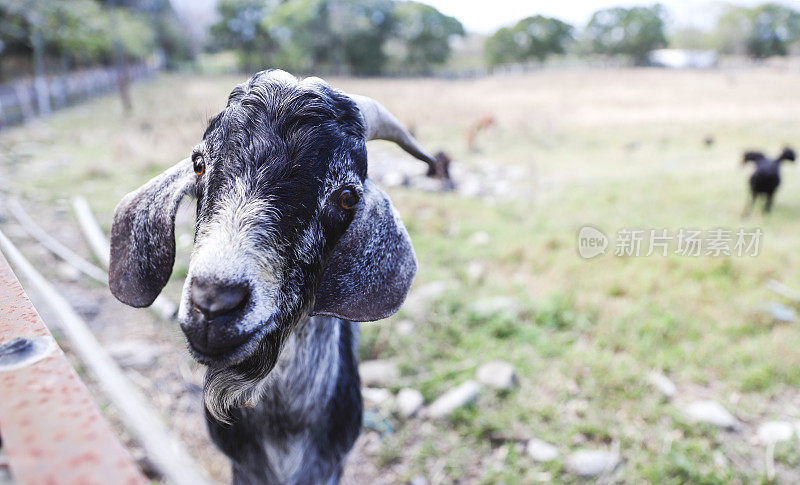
[421,0,800,33]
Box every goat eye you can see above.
[193,156,205,176]
[337,188,359,210]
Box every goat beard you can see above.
[203,326,288,424]
[203,271,324,424]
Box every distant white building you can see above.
[648,49,719,69]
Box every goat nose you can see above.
[191,278,250,319]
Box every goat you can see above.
[743,147,795,214]
[107,70,439,484]
[465,115,495,152]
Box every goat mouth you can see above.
[185,320,275,367]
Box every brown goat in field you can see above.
[466,115,495,152]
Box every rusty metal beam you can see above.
[0,229,212,485]
[0,251,146,485]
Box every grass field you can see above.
[3,68,800,483]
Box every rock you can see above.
[471,297,519,318]
[757,421,795,444]
[396,388,424,418]
[682,400,740,430]
[646,371,677,399]
[363,409,393,436]
[565,450,621,477]
[413,176,448,193]
[362,387,393,406]
[107,340,163,369]
[476,360,518,390]
[177,232,194,250]
[404,280,452,319]
[426,380,480,419]
[468,230,491,246]
[359,360,399,388]
[382,171,408,188]
[712,450,728,469]
[408,475,427,485]
[413,280,450,300]
[56,262,81,282]
[395,319,415,336]
[765,303,797,323]
[458,175,483,198]
[526,438,559,462]
[465,261,486,284]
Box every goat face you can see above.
[108,70,433,420]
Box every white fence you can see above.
[0,62,159,129]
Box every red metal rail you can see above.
[0,253,146,485]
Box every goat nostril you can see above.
[191,279,250,319]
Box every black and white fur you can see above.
[743,147,796,214]
[108,70,436,484]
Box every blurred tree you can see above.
[712,4,800,58]
[264,0,333,73]
[586,5,666,64]
[327,0,394,75]
[391,1,464,74]
[745,3,800,58]
[209,0,460,75]
[95,0,193,68]
[0,0,160,69]
[261,0,394,75]
[209,0,278,72]
[713,6,752,55]
[38,1,113,65]
[669,26,715,50]
[483,27,517,67]
[484,15,573,68]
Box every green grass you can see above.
[3,68,800,482]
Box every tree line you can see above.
[208,0,464,75]
[0,0,192,81]
[2,1,800,82]
[485,3,800,68]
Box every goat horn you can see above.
[350,94,439,174]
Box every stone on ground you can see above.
[362,387,393,406]
[426,380,480,419]
[404,280,452,318]
[468,230,491,246]
[107,340,163,369]
[646,371,677,399]
[395,319,416,336]
[408,475,427,485]
[56,262,82,282]
[565,450,621,477]
[764,302,797,323]
[526,438,559,462]
[471,297,519,318]
[359,360,399,388]
[476,360,518,390]
[381,171,408,188]
[682,400,740,430]
[465,261,486,283]
[396,388,424,418]
[757,421,795,444]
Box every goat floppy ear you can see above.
[313,179,417,322]
[109,158,196,308]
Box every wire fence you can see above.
[0,61,160,130]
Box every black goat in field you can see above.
[743,147,796,214]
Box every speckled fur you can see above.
[109,70,422,484]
